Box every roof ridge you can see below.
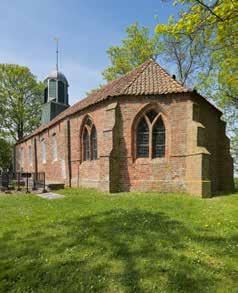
[17,59,208,144]
[121,59,152,95]
[154,61,188,90]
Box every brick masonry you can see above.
[15,93,234,197]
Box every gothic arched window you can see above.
[41,139,46,163]
[91,125,97,160]
[83,129,90,161]
[135,109,166,159]
[52,134,58,161]
[136,117,149,157]
[152,118,165,158]
[82,117,98,161]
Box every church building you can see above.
[15,59,234,197]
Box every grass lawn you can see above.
[0,188,238,293]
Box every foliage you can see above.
[156,16,210,86]
[0,138,12,171]
[222,105,238,175]
[85,84,104,96]
[0,64,44,141]
[0,188,238,292]
[155,0,238,107]
[102,23,162,82]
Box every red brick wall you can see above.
[192,95,234,192]
[15,93,234,196]
[115,94,189,192]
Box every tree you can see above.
[102,23,162,82]
[155,0,238,174]
[0,138,12,171]
[155,0,238,107]
[0,64,44,141]
[156,17,210,86]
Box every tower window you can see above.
[58,81,65,103]
[44,87,48,103]
[49,79,57,100]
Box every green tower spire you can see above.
[41,39,70,124]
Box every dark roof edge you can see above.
[191,90,222,115]
[16,95,112,144]
[16,90,222,145]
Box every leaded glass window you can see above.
[91,126,97,160]
[19,147,24,165]
[41,140,46,163]
[28,145,32,165]
[86,117,92,127]
[52,134,58,161]
[136,117,149,157]
[82,116,98,161]
[146,110,158,122]
[83,129,90,161]
[152,118,165,158]
[49,79,57,100]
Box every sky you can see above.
[0,0,180,105]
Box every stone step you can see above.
[46,183,65,190]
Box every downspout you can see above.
[66,119,72,187]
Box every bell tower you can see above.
[41,39,70,124]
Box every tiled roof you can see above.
[18,59,191,142]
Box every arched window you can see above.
[136,117,149,157]
[82,116,98,161]
[41,139,46,163]
[152,118,165,158]
[91,125,97,160]
[135,109,166,159]
[52,134,58,161]
[83,129,90,161]
[28,145,32,166]
[19,147,24,166]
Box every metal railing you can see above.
[0,172,47,193]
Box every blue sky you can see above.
[0,0,179,104]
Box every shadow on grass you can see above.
[0,209,235,292]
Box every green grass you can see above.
[0,189,238,293]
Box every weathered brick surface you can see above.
[15,93,234,196]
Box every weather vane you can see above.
[54,37,59,71]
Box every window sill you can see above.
[134,157,168,164]
[81,159,99,164]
